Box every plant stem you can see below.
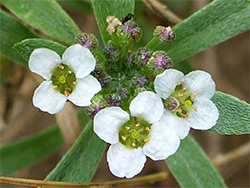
[145,37,160,50]
[94,49,106,62]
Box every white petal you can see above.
[94,107,130,144]
[129,91,164,124]
[143,120,180,160]
[68,75,101,107]
[187,97,219,130]
[183,70,216,99]
[32,81,67,114]
[107,143,146,178]
[161,110,190,140]
[28,48,61,80]
[154,69,184,99]
[62,44,96,78]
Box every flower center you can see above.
[165,85,197,118]
[119,117,151,149]
[51,64,76,96]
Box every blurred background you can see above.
[0,0,249,187]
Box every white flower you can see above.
[94,91,180,178]
[28,44,101,114]
[154,69,219,139]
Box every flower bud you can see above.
[147,51,173,75]
[107,94,121,106]
[85,95,107,119]
[75,33,98,50]
[116,20,142,43]
[134,48,153,66]
[153,26,175,43]
[103,40,121,62]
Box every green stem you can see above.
[121,42,133,61]
[93,49,106,62]
[145,37,160,50]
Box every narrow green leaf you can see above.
[159,0,250,63]
[91,0,134,44]
[0,126,63,175]
[166,136,227,188]
[14,39,67,64]
[44,121,106,182]
[211,91,250,135]
[1,0,81,44]
[0,10,37,64]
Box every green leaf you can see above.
[166,136,227,188]
[210,91,250,135]
[44,121,106,182]
[91,0,134,44]
[0,10,37,64]
[0,126,63,175]
[1,0,81,45]
[14,39,67,65]
[159,0,250,63]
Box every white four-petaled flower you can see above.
[94,91,180,178]
[154,69,219,139]
[29,44,101,114]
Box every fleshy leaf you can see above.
[158,0,250,63]
[14,39,67,64]
[0,126,63,175]
[44,121,106,182]
[210,91,250,135]
[166,136,227,188]
[1,0,80,44]
[91,0,134,44]
[0,10,37,65]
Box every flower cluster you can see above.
[28,14,219,179]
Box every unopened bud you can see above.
[153,26,175,43]
[103,40,121,62]
[85,95,107,119]
[134,48,153,66]
[147,51,173,75]
[75,33,98,50]
[117,20,142,43]
[107,94,121,106]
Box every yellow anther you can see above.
[121,136,126,141]
[182,88,187,93]
[143,139,148,143]
[125,126,130,130]
[184,114,189,118]
[72,81,76,85]
[184,100,192,107]
[68,70,72,75]
[64,90,69,96]
[191,94,195,99]
[131,143,136,147]
[178,93,183,97]
[53,85,58,89]
[194,107,198,112]
[145,127,150,132]
[58,64,64,70]
[178,108,182,113]
[135,123,140,127]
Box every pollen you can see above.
[191,94,195,99]
[194,107,198,112]
[64,90,69,96]
[121,136,126,141]
[143,139,148,143]
[72,81,76,85]
[125,126,130,130]
[145,127,150,132]
[184,114,189,118]
[131,142,136,147]
[68,70,72,75]
[58,64,64,70]
[182,88,186,93]
[135,123,140,127]
[53,85,58,89]
[178,93,183,97]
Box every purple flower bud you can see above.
[119,88,128,96]
[132,73,149,88]
[85,96,107,119]
[166,97,179,111]
[147,51,173,75]
[75,33,98,50]
[107,94,121,106]
[103,40,121,62]
[134,48,153,66]
[117,20,142,43]
[153,26,175,43]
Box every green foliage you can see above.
[91,0,134,44]
[166,136,227,188]
[1,0,80,45]
[211,91,250,134]
[0,126,63,175]
[44,121,106,182]
[14,39,67,64]
[0,10,37,65]
[159,0,250,63]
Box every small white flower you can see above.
[94,91,180,178]
[28,44,101,114]
[154,69,219,139]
